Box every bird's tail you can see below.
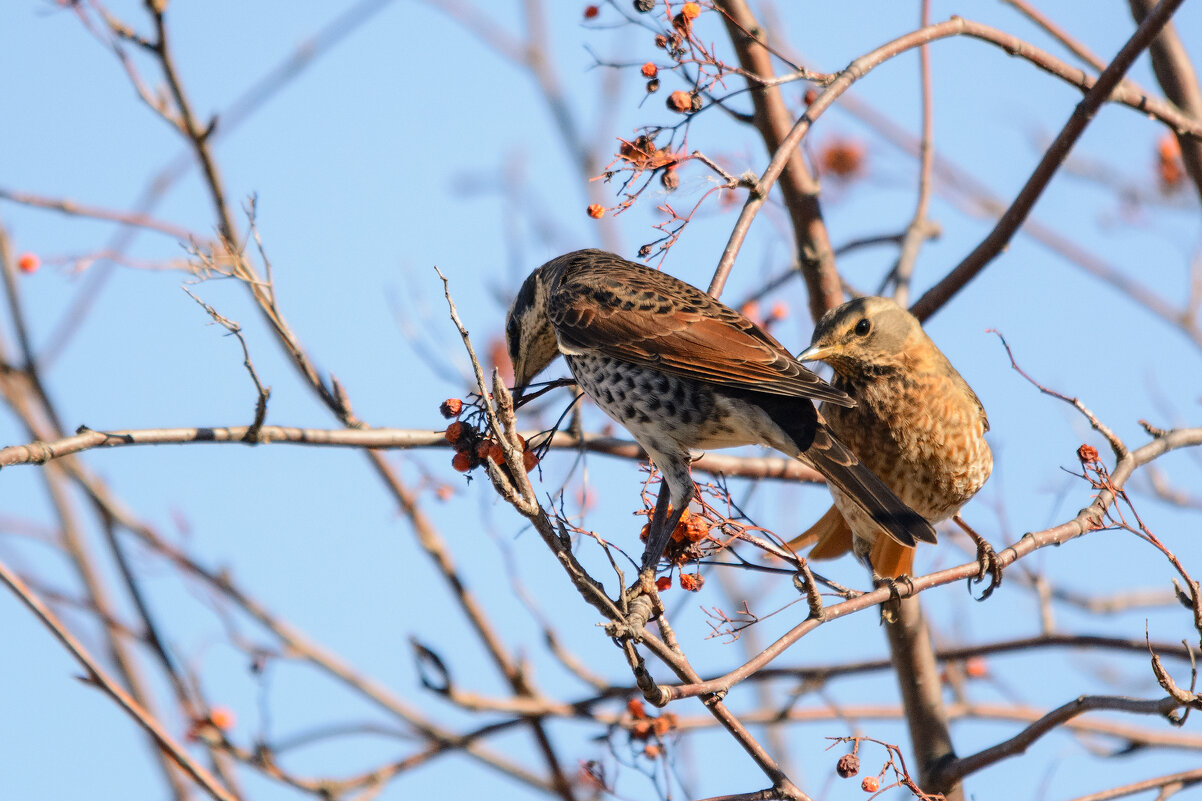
[789,504,918,578]
[801,425,937,549]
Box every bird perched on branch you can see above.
[788,296,995,584]
[504,249,935,573]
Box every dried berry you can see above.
[818,138,866,179]
[634,0,655,11]
[667,90,692,113]
[1077,443,1099,462]
[679,572,703,591]
[641,62,658,78]
[451,451,472,472]
[586,203,605,219]
[638,244,653,258]
[444,421,464,445]
[522,450,538,472]
[836,753,860,778]
[861,776,879,793]
[660,168,679,191]
[646,78,660,93]
[654,34,669,49]
[440,398,463,418]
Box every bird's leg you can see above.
[641,481,689,574]
[954,514,1002,600]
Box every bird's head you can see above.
[798,296,924,378]
[505,262,561,395]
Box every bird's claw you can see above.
[969,535,1003,601]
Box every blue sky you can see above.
[2,1,1201,799]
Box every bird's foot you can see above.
[872,574,913,624]
[955,515,1002,600]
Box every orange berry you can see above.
[861,776,879,793]
[435,485,454,501]
[522,450,538,472]
[740,299,761,323]
[683,515,709,542]
[586,203,605,219]
[655,576,672,592]
[627,698,648,719]
[1158,132,1181,161]
[679,572,704,591]
[641,62,658,78]
[17,252,39,274]
[652,715,672,736]
[770,301,788,320]
[583,4,599,18]
[451,451,472,472]
[209,706,235,731]
[667,90,692,113]
[631,719,653,739]
[964,656,988,679]
[444,421,464,445]
[440,398,463,418]
[639,523,651,542]
[643,743,662,759]
[681,2,700,19]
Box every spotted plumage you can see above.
[505,250,936,570]
[789,296,993,578]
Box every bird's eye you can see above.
[854,318,871,336]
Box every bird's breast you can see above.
[564,354,773,452]
[826,371,992,522]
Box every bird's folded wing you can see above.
[550,270,852,405]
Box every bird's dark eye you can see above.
[854,318,872,336]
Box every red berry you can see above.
[440,398,463,418]
[17,252,39,274]
[583,4,599,18]
[451,451,472,472]
[655,576,672,591]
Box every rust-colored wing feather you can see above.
[547,251,853,407]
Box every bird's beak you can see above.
[797,343,838,363]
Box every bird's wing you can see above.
[548,255,852,405]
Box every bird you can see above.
[787,296,994,582]
[504,249,936,574]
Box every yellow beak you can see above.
[797,343,839,363]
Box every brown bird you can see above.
[505,250,935,572]
[788,296,993,580]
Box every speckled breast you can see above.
[823,369,992,525]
